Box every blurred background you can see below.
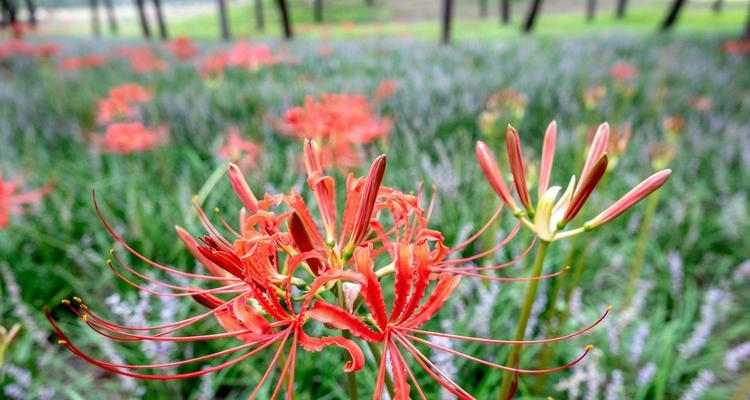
[1,0,749,399]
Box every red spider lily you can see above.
[199,42,277,77]
[59,54,108,70]
[48,141,604,398]
[476,122,671,242]
[722,40,750,54]
[91,122,168,154]
[218,126,259,171]
[96,84,152,125]
[374,79,398,102]
[163,36,198,60]
[609,62,638,81]
[0,39,59,59]
[691,96,712,112]
[277,94,392,170]
[0,169,52,229]
[113,46,168,74]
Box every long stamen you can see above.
[398,305,612,345]
[436,265,569,281]
[439,222,521,266]
[447,204,505,255]
[442,237,537,271]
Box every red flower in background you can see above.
[0,169,52,229]
[218,126,259,171]
[114,46,168,74]
[96,84,152,125]
[609,62,638,81]
[199,42,277,76]
[722,40,750,54]
[163,36,199,60]
[277,94,392,169]
[374,79,398,102]
[59,54,108,70]
[91,122,168,154]
[48,141,607,398]
[0,39,60,59]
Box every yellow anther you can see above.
[564,266,571,271]
[73,296,82,303]
[214,207,220,213]
[61,299,70,305]
[57,339,68,345]
[606,305,614,311]
[584,344,594,351]
[80,304,89,310]
[109,249,115,255]
[82,314,89,322]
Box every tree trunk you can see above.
[153,0,168,39]
[501,0,510,24]
[89,0,100,36]
[24,0,35,26]
[314,0,322,23]
[134,0,151,38]
[586,0,596,21]
[0,0,17,29]
[217,0,230,40]
[277,0,293,39]
[522,0,543,33]
[615,0,627,18]
[103,0,118,34]
[660,0,686,31]
[712,0,723,13]
[441,0,454,44]
[479,0,487,18]
[365,0,373,6]
[254,0,264,31]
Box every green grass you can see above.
[1,32,749,399]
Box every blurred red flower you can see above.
[91,122,168,154]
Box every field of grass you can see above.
[41,0,750,40]
[1,32,749,399]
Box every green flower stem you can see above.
[367,341,395,397]
[624,189,661,306]
[497,240,550,400]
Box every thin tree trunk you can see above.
[0,0,17,29]
[134,0,151,38]
[103,0,118,34]
[522,0,543,33]
[615,0,627,18]
[254,0,264,31]
[365,0,373,6]
[712,0,723,13]
[276,0,292,39]
[586,0,596,21]
[660,0,686,31]
[479,0,487,18]
[24,0,35,26]
[153,0,168,39]
[441,0,454,44]
[89,0,101,36]
[501,0,510,24]
[217,0,230,40]
[314,0,322,23]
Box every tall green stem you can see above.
[497,240,550,400]
[624,190,661,306]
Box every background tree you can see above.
[712,0,723,13]
[586,0,596,21]
[255,0,264,31]
[153,0,168,39]
[102,0,117,34]
[479,0,487,18]
[314,0,322,23]
[24,0,35,26]
[277,0,292,39]
[217,0,230,40]
[133,0,151,38]
[501,0,510,24]
[522,0,543,33]
[661,0,687,31]
[441,0,454,44]
[88,0,100,36]
[615,0,627,18]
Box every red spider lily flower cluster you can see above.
[217,126,260,171]
[722,40,750,54]
[277,94,392,170]
[608,62,638,81]
[91,122,168,154]
[199,42,277,77]
[0,169,52,229]
[59,54,109,71]
[96,84,153,125]
[0,39,59,59]
[476,122,671,242]
[374,79,399,102]
[162,36,199,61]
[48,140,611,399]
[113,46,168,74]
